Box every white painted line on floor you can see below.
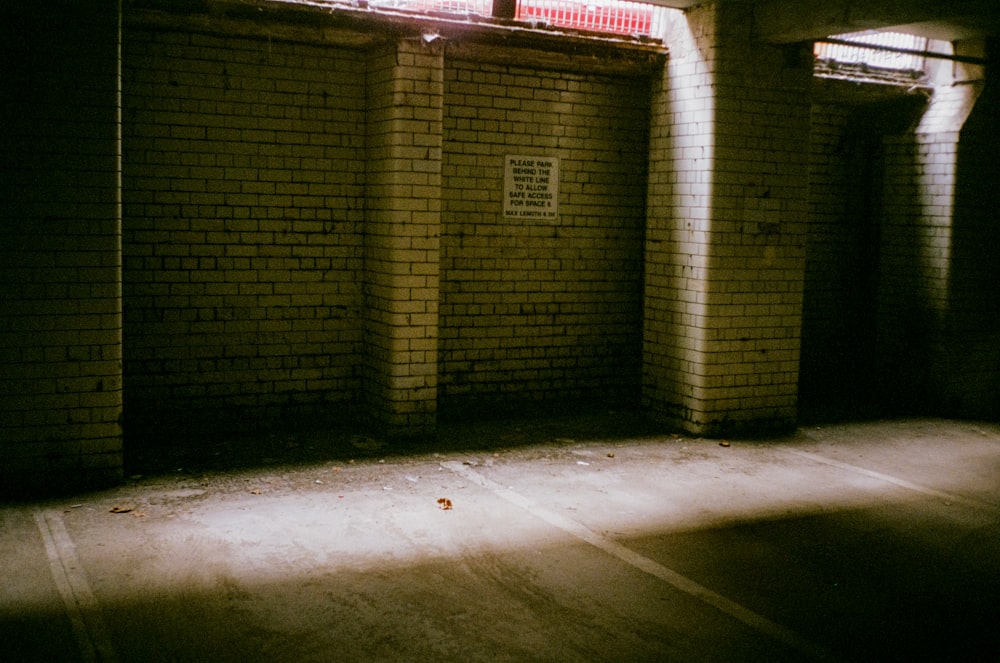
[441,460,839,663]
[34,510,119,663]
[782,449,999,512]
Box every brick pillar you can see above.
[363,38,443,436]
[643,9,717,432]
[644,3,812,435]
[0,1,123,495]
[877,42,991,415]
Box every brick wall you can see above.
[0,2,123,495]
[643,7,717,430]
[877,134,947,408]
[877,73,1000,416]
[440,58,650,415]
[8,1,997,494]
[943,74,1000,417]
[801,84,924,416]
[802,101,858,407]
[644,4,812,435]
[362,39,443,434]
[804,61,1000,420]
[706,3,812,434]
[122,27,367,432]
[122,11,655,434]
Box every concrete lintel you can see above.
[445,41,664,76]
[753,0,1000,43]
[127,0,669,57]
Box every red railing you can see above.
[517,0,661,36]
[367,0,666,37]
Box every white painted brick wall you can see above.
[440,57,650,413]
[123,29,366,429]
[644,3,811,435]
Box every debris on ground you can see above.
[350,435,384,451]
[437,497,453,510]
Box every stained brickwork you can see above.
[122,29,366,431]
[440,59,649,414]
[0,2,123,495]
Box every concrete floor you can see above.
[2,413,1000,662]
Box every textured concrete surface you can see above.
[2,414,999,662]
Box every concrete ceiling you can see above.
[643,0,1000,43]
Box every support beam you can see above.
[754,0,1000,43]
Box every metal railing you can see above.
[517,0,668,36]
[366,0,668,36]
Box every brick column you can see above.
[0,1,123,494]
[644,3,812,435]
[643,9,717,433]
[877,44,992,415]
[363,38,443,435]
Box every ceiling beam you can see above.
[752,0,1000,43]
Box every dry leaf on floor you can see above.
[109,506,133,514]
[437,497,453,510]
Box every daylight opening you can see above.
[367,0,669,36]
[517,0,668,36]
[814,31,931,84]
[368,0,493,15]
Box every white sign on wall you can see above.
[503,155,559,220]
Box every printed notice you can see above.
[503,155,559,220]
